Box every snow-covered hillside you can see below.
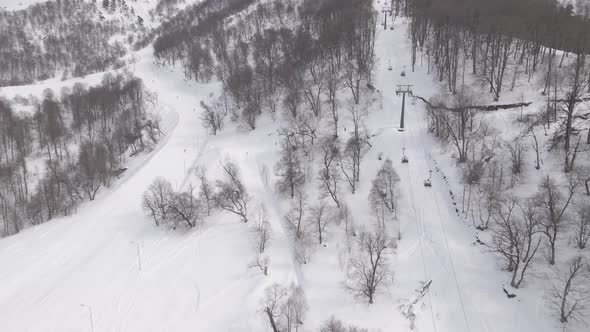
[1,0,43,10]
[1,1,589,331]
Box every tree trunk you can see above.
[265,307,279,332]
[565,106,573,152]
[549,234,556,265]
[510,258,520,288]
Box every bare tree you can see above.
[324,64,341,137]
[283,82,304,121]
[340,100,368,193]
[548,256,590,324]
[252,205,272,253]
[368,158,400,228]
[285,191,308,241]
[343,57,362,105]
[285,191,313,264]
[558,54,589,172]
[284,112,317,158]
[320,317,347,332]
[142,178,201,229]
[535,175,578,265]
[194,166,213,216]
[582,167,590,196]
[281,283,307,332]
[200,100,224,135]
[318,136,341,208]
[479,34,513,101]
[507,141,525,177]
[214,160,249,222]
[491,197,541,288]
[426,88,480,163]
[302,53,325,117]
[340,202,356,238]
[275,135,305,199]
[263,283,287,332]
[530,129,542,170]
[77,141,110,200]
[168,184,201,228]
[472,182,500,230]
[573,204,590,249]
[142,177,173,226]
[249,255,269,276]
[491,197,517,271]
[242,102,259,130]
[347,229,394,304]
[319,317,368,332]
[308,201,335,245]
[262,283,307,332]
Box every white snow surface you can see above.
[0,7,584,332]
[0,0,43,10]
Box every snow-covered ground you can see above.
[0,5,586,332]
[0,0,43,11]
[0,45,267,331]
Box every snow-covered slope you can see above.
[0,46,270,331]
[0,4,586,332]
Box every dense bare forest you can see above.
[0,72,160,235]
[153,0,376,137]
[409,0,590,97]
[0,0,144,86]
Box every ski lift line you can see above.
[420,208,438,332]
[433,193,472,332]
[425,152,472,332]
[413,190,438,332]
[406,147,439,332]
[402,132,438,332]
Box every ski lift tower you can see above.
[381,6,392,30]
[395,84,413,131]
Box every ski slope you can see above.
[0,7,577,332]
[0,46,287,331]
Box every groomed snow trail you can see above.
[0,47,294,332]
